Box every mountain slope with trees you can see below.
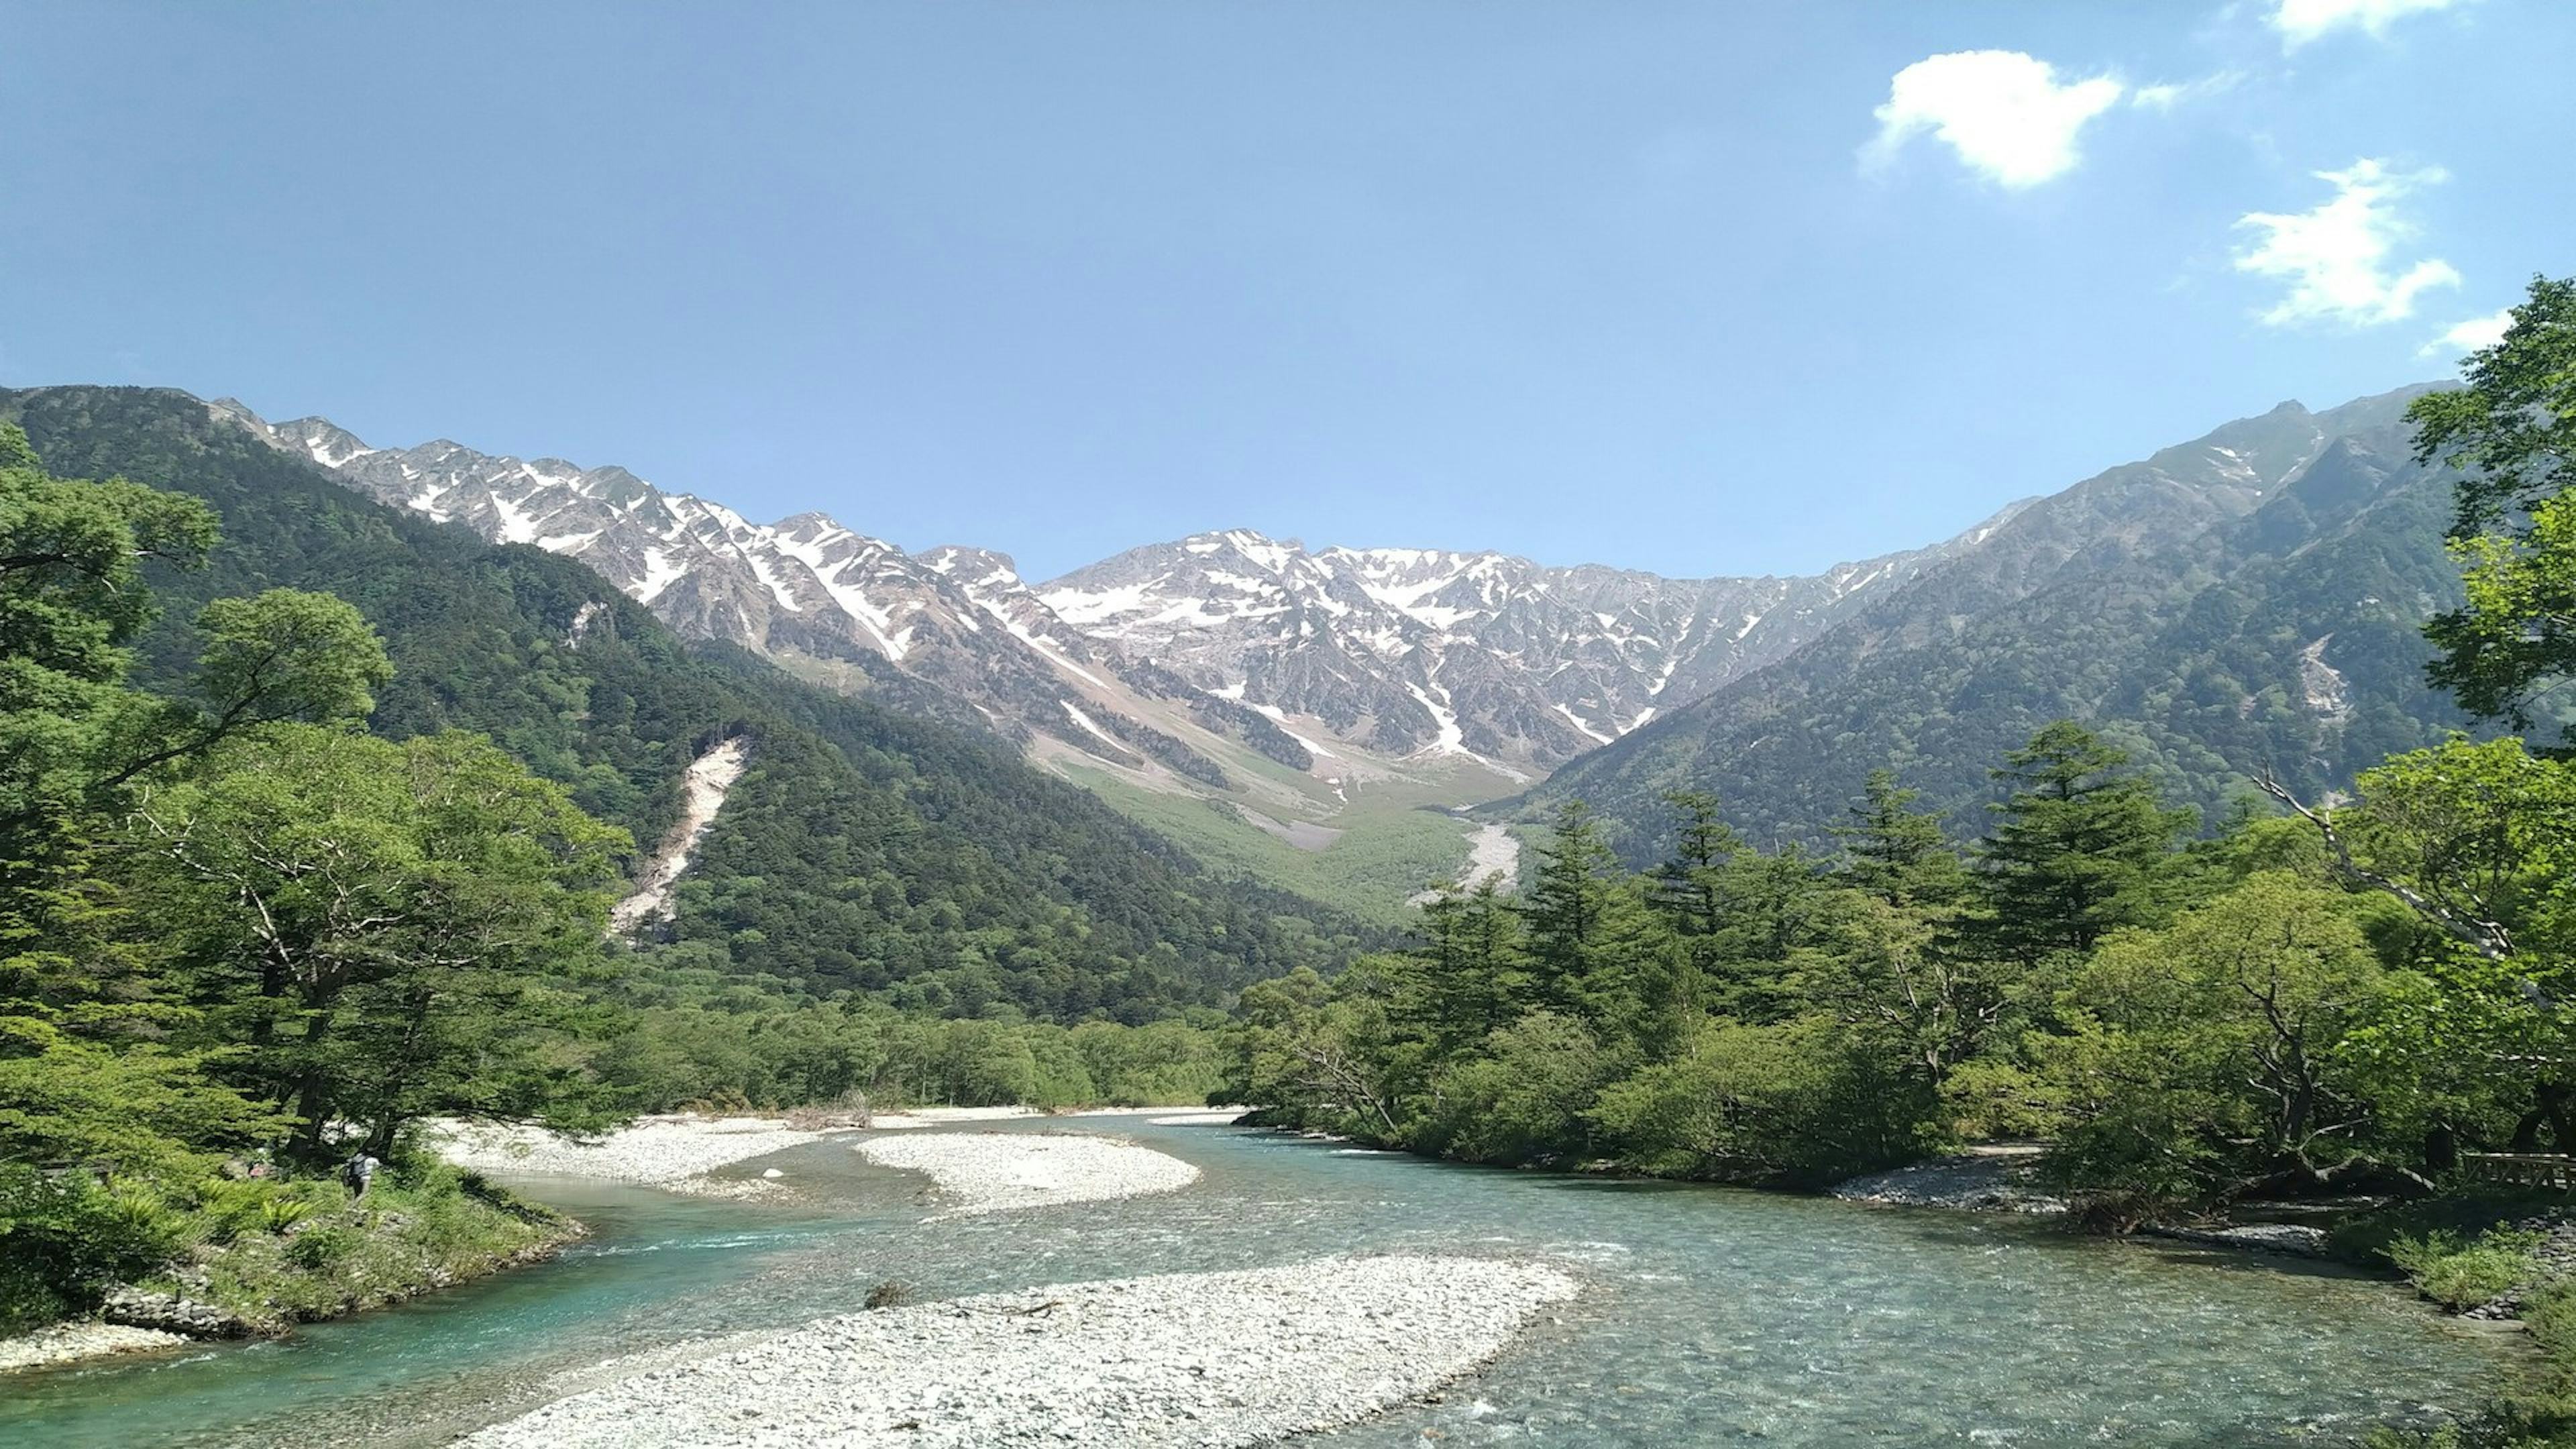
[0,386,1362,1022]
[1521,392,2476,855]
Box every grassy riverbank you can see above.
[150,1163,580,1334]
[3,1158,579,1344]
[2341,1190,2576,1447]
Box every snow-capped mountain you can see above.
[213,385,2406,799]
[1036,527,2011,765]
[213,396,1991,782]
[207,401,1267,788]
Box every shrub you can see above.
[1588,1018,1934,1185]
[194,1177,326,1244]
[2386,1229,2543,1311]
[2330,1190,2565,1266]
[1409,1012,1606,1165]
[286,1225,363,1271]
[0,1166,189,1331]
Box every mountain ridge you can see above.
[207,395,2072,779]
[1515,392,2472,855]
[3,383,1364,1016]
[180,380,2471,895]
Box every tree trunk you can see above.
[288,1005,339,1162]
[2540,1080,2576,1152]
[2423,1122,2459,1174]
[2510,1109,2548,1153]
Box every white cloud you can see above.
[2418,306,2514,356]
[1862,51,2125,189]
[2129,70,2242,111]
[2233,158,2460,327]
[2271,0,2469,46]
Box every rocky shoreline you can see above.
[463,1254,1579,1448]
[1829,1144,2070,1215]
[0,1322,195,1374]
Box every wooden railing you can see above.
[2463,1152,2576,1191]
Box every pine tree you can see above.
[1411,875,1521,1056]
[1651,789,1743,938]
[1831,769,1966,910]
[1977,722,2192,963]
[1517,801,1644,1020]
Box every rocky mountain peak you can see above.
[209,382,2452,796]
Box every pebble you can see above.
[1831,1150,2069,1215]
[462,1254,1577,1448]
[0,1321,193,1373]
[427,1116,844,1185]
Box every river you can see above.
[0,1117,2514,1446]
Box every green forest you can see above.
[1226,278,2576,1446]
[0,397,1271,1332]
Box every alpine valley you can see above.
[192,379,2471,896]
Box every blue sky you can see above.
[3,1,2568,582]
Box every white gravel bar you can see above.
[861,1106,1039,1131]
[0,1322,191,1373]
[463,1254,1576,1448]
[428,1115,843,1185]
[855,1129,1198,1216]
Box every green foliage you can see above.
[2330,1189,2569,1265]
[0,1166,192,1330]
[1228,767,1984,1184]
[0,1024,285,1175]
[192,1178,328,1246]
[1517,802,1652,1021]
[0,419,619,1323]
[2410,276,2576,739]
[1413,1012,1607,1165]
[1977,721,2194,963]
[1588,1018,1931,1184]
[2384,1228,2543,1310]
[2029,873,2385,1206]
[1228,704,2576,1240]
[154,1163,576,1332]
[129,724,630,1159]
[591,986,1227,1113]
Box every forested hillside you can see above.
[1523,396,2477,855]
[0,386,1362,1021]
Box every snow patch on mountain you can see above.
[218,398,2023,785]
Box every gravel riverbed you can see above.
[429,1115,850,1185]
[855,1129,1200,1216]
[0,1322,192,1373]
[461,1254,1578,1448]
[1831,1145,2069,1215]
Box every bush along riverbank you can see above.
[1,1157,581,1357]
[2333,1190,2576,1448]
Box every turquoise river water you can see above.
[0,1116,2522,1446]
